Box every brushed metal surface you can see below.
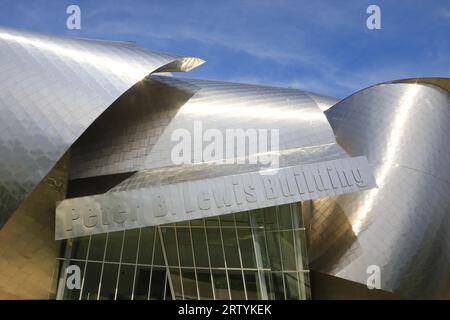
[69,75,344,179]
[0,26,203,227]
[307,81,450,299]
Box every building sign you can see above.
[55,156,376,239]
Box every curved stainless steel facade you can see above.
[69,75,346,180]
[0,26,203,227]
[307,81,450,299]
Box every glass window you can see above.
[105,231,124,262]
[280,231,296,271]
[228,270,246,299]
[206,228,225,268]
[212,270,229,300]
[271,272,285,300]
[252,209,265,227]
[81,262,102,300]
[70,237,89,260]
[284,272,300,300]
[222,228,241,268]
[237,228,256,268]
[234,211,249,226]
[152,230,165,266]
[254,229,270,269]
[149,268,167,300]
[265,231,282,271]
[58,202,311,301]
[298,271,310,300]
[189,218,203,227]
[191,228,210,268]
[138,227,155,265]
[294,230,309,270]
[177,228,194,267]
[121,229,140,263]
[263,207,278,230]
[196,270,214,300]
[278,205,293,230]
[133,266,151,300]
[161,228,179,267]
[116,264,135,300]
[181,269,198,300]
[169,268,183,299]
[219,214,235,227]
[262,271,275,300]
[244,271,260,299]
[88,234,107,261]
[291,203,302,228]
[99,263,118,300]
[205,216,219,226]
[165,279,172,300]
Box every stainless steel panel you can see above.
[308,81,450,299]
[0,26,203,227]
[69,75,344,179]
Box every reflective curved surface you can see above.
[0,26,204,227]
[69,75,346,179]
[308,81,450,299]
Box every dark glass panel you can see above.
[212,270,229,300]
[237,228,256,268]
[133,266,151,300]
[99,263,118,300]
[265,231,282,271]
[80,262,102,300]
[177,228,194,267]
[284,272,299,300]
[105,231,124,262]
[121,229,140,263]
[116,264,135,300]
[138,227,155,265]
[149,268,167,300]
[221,228,241,268]
[280,231,296,271]
[181,269,198,300]
[191,228,210,268]
[228,270,246,299]
[169,268,183,299]
[88,234,107,261]
[244,271,259,299]
[206,228,225,268]
[70,237,89,260]
[263,207,278,230]
[278,204,293,230]
[161,228,179,267]
[197,270,214,300]
[271,272,285,300]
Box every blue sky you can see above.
[0,0,448,98]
